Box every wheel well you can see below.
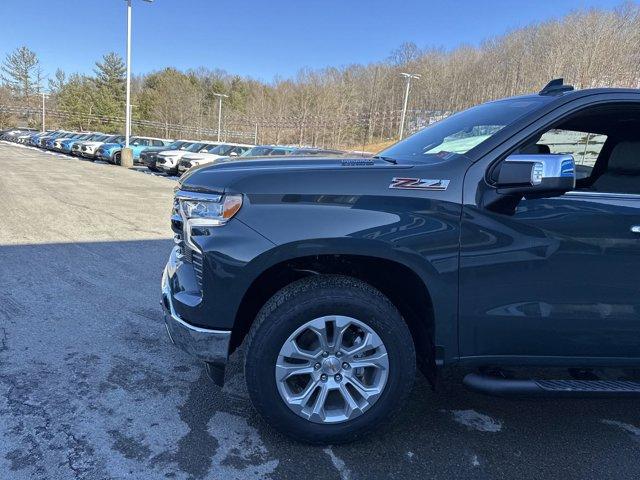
[231,254,436,378]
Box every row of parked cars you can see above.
[0,127,350,176]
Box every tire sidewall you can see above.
[245,280,415,443]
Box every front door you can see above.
[459,126,640,360]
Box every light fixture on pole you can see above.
[124,0,153,148]
[398,72,421,140]
[212,92,229,142]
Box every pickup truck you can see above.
[162,80,640,444]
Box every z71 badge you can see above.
[389,177,450,191]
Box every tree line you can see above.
[1,4,639,149]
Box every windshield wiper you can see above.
[372,155,397,164]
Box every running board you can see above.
[463,373,640,398]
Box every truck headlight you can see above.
[179,193,242,224]
[175,193,242,252]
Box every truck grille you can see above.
[175,234,203,291]
[192,249,204,288]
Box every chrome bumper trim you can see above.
[161,267,231,364]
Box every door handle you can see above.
[631,225,640,234]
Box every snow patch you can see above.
[602,419,640,438]
[443,409,502,432]
[324,446,353,480]
[207,412,278,479]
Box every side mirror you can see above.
[229,151,238,156]
[496,154,576,197]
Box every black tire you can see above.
[244,274,416,444]
[113,152,121,165]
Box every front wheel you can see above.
[113,152,121,165]
[244,275,416,444]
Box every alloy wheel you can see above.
[275,315,389,424]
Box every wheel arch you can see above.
[231,249,438,382]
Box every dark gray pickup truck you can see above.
[162,80,640,443]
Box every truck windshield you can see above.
[378,97,550,163]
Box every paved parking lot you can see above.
[1,142,640,480]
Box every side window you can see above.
[536,129,607,182]
[271,149,286,155]
[538,129,607,168]
[152,140,164,146]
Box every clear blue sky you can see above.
[0,0,630,83]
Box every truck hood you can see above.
[179,156,414,194]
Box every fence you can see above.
[0,104,450,148]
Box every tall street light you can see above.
[398,72,421,140]
[40,92,49,133]
[124,0,153,149]
[212,92,228,142]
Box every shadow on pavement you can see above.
[1,240,640,479]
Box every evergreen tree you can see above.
[57,74,96,131]
[93,52,126,129]
[48,68,67,94]
[1,46,42,105]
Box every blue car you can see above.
[95,136,172,165]
[46,132,79,150]
[51,132,86,151]
[38,130,69,148]
[59,133,103,153]
[29,130,59,146]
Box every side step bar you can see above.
[464,373,640,398]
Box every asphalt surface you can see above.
[2,141,640,480]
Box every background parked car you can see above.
[74,134,122,158]
[156,141,219,175]
[181,144,297,172]
[39,130,70,148]
[54,132,90,152]
[241,145,297,157]
[29,130,58,146]
[140,140,194,172]
[177,142,253,174]
[49,132,77,150]
[289,147,346,156]
[95,136,172,164]
[59,133,97,153]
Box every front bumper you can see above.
[97,151,113,162]
[161,261,231,366]
[157,157,179,170]
[177,161,192,173]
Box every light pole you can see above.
[212,92,228,142]
[124,0,153,148]
[40,92,49,132]
[398,72,420,140]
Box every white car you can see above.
[177,143,253,174]
[75,134,124,159]
[157,141,219,175]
